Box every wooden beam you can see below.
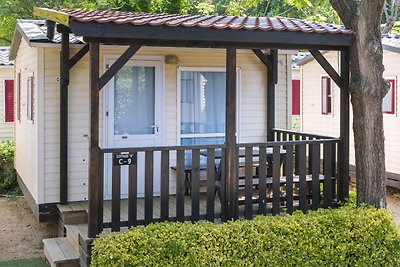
[309,49,342,87]
[267,49,278,141]
[252,49,272,70]
[225,48,238,220]
[88,42,102,238]
[338,48,350,200]
[59,29,69,205]
[34,7,69,26]
[69,44,89,69]
[98,44,141,90]
[71,21,353,48]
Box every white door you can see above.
[104,59,163,199]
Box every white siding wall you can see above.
[14,41,39,202]
[29,45,290,203]
[379,50,400,175]
[0,66,14,140]
[300,51,400,171]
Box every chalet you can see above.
[299,34,400,190]
[10,8,352,266]
[0,47,14,140]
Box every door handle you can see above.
[149,125,159,133]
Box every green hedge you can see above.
[92,206,400,267]
[0,141,19,195]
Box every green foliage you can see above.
[92,206,400,266]
[0,141,20,195]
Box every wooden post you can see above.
[59,28,69,205]
[338,48,350,200]
[88,42,102,238]
[267,49,278,141]
[225,48,238,219]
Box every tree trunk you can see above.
[330,0,387,208]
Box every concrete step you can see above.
[43,237,79,267]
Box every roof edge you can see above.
[9,26,23,61]
[33,7,69,26]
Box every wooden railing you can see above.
[89,132,342,236]
[96,144,226,233]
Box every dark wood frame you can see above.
[37,11,352,238]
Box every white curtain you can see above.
[181,71,226,136]
[114,66,155,135]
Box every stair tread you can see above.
[44,237,79,263]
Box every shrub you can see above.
[0,141,20,195]
[92,206,400,267]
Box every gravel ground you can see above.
[0,197,58,261]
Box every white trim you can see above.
[176,66,242,145]
[36,47,45,204]
[2,78,14,123]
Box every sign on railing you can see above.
[113,152,137,166]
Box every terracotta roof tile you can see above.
[53,9,351,35]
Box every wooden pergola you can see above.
[34,8,352,239]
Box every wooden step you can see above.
[58,203,88,225]
[43,237,79,267]
[65,224,83,253]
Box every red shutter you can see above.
[292,79,300,115]
[4,79,14,122]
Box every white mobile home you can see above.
[10,19,295,219]
[11,8,353,266]
[299,35,400,189]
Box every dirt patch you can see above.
[0,197,58,261]
[387,187,400,224]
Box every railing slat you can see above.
[144,151,153,225]
[111,163,121,232]
[272,145,281,215]
[258,145,267,215]
[191,149,200,222]
[311,144,320,210]
[98,152,104,233]
[206,148,215,222]
[160,150,169,221]
[331,143,337,200]
[285,145,294,214]
[298,144,307,212]
[245,147,253,219]
[176,150,185,222]
[220,148,227,221]
[323,143,333,208]
[294,134,300,175]
[128,155,137,227]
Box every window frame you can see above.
[16,72,21,122]
[26,74,34,121]
[177,66,241,145]
[383,77,396,115]
[321,75,332,115]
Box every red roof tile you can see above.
[54,9,352,35]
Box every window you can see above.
[27,75,34,121]
[180,70,226,146]
[321,76,332,115]
[383,78,395,114]
[16,73,21,121]
[4,79,14,122]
